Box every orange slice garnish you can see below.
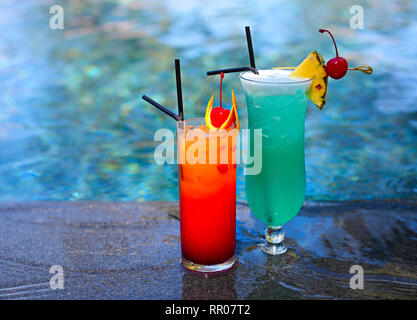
[205,90,239,130]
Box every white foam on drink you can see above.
[241,69,310,84]
[240,69,312,96]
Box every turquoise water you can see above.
[0,0,416,201]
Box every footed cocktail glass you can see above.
[177,118,238,273]
[240,70,312,255]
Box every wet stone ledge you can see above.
[0,200,416,300]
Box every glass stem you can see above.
[262,226,287,255]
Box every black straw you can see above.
[175,59,184,121]
[245,26,256,68]
[206,26,259,77]
[142,95,179,121]
[207,66,258,76]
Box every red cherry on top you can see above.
[209,71,235,128]
[319,29,348,80]
[326,56,348,79]
[210,107,230,128]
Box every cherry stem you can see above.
[219,72,224,108]
[319,29,339,57]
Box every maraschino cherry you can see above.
[210,72,234,127]
[210,106,230,127]
[319,29,348,80]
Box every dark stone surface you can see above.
[0,201,416,300]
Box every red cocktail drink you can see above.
[178,117,238,273]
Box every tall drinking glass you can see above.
[177,118,238,273]
[239,70,312,255]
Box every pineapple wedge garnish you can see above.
[290,51,328,109]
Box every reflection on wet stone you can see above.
[182,270,237,300]
[0,202,416,299]
[246,252,303,300]
[236,201,417,299]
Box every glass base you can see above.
[182,256,235,275]
[262,226,287,255]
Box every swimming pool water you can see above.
[0,0,416,201]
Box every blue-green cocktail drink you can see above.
[240,69,312,255]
